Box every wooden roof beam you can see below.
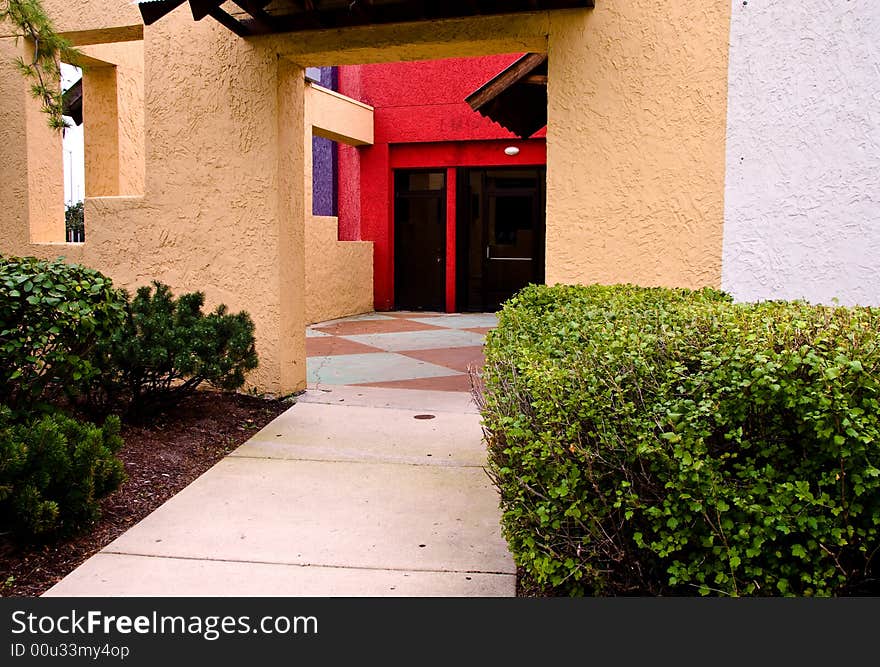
[189,0,224,21]
[62,78,83,126]
[231,0,281,34]
[137,0,187,26]
[466,53,547,111]
[189,0,254,36]
[144,0,596,36]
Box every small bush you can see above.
[93,282,259,416]
[0,406,125,539]
[65,201,84,237]
[481,284,880,596]
[0,257,127,416]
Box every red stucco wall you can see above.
[337,55,547,311]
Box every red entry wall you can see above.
[337,56,548,311]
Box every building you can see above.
[0,1,878,394]
[334,56,547,313]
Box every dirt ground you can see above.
[0,391,288,597]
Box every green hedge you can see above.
[0,407,125,538]
[481,284,880,596]
[90,281,259,417]
[0,257,259,540]
[0,256,127,416]
[0,257,259,420]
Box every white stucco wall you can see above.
[722,1,880,306]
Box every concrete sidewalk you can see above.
[45,385,515,597]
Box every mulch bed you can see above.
[0,392,289,597]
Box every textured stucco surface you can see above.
[307,83,374,146]
[81,42,146,197]
[0,0,143,44]
[305,216,373,324]
[269,13,550,65]
[312,135,336,217]
[2,2,740,391]
[82,64,119,197]
[0,37,65,245]
[1,11,309,393]
[303,84,375,324]
[339,55,539,144]
[545,3,731,289]
[722,1,880,306]
[336,55,546,311]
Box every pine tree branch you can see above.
[0,0,83,129]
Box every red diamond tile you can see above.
[399,346,486,373]
[314,318,445,336]
[384,312,447,319]
[356,375,473,393]
[306,336,384,357]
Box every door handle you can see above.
[487,247,532,261]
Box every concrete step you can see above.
[42,385,513,597]
[297,385,480,413]
[93,456,512,574]
[45,553,515,597]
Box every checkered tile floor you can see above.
[306,312,498,392]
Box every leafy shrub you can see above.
[480,284,880,596]
[0,257,127,416]
[0,406,125,538]
[93,282,259,416]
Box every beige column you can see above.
[0,36,34,253]
[277,57,308,393]
[83,62,120,197]
[0,37,65,246]
[545,4,730,289]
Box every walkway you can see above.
[45,312,514,596]
[307,311,497,392]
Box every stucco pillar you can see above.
[0,37,65,247]
[277,57,308,393]
[0,37,33,253]
[545,5,729,289]
[83,62,120,197]
[78,41,145,197]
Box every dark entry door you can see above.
[394,170,446,311]
[458,168,545,312]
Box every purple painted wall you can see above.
[307,67,338,217]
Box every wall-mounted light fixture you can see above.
[504,146,520,156]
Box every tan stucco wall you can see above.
[0,36,144,248]
[83,63,119,197]
[0,3,733,393]
[307,83,374,146]
[264,5,730,289]
[306,216,373,325]
[80,41,145,197]
[303,81,374,325]
[0,0,143,44]
[545,3,731,288]
[0,37,65,247]
[1,11,308,394]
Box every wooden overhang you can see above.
[62,77,83,126]
[465,52,547,139]
[136,1,594,37]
